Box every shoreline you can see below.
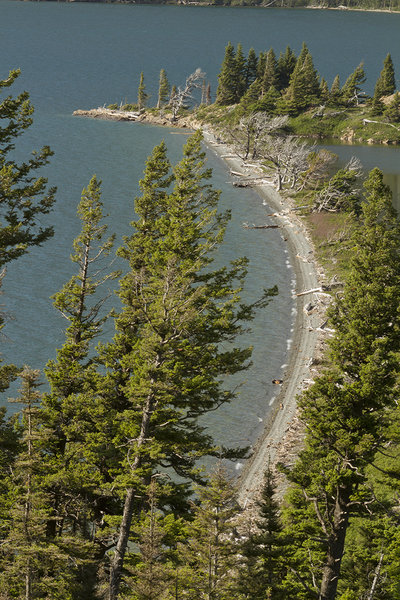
[201,127,329,506]
[74,107,330,505]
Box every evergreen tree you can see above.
[178,465,240,600]
[374,53,396,99]
[319,77,329,102]
[137,71,148,111]
[341,63,366,106]
[216,42,238,105]
[257,51,267,80]
[285,169,400,600]
[206,82,212,105]
[103,133,276,598]
[276,46,297,91]
[384,91,400,122]
[261,48,278,96]
[124,480,177,600]
[0,368,92,599]
[169,84,177,105]
[0,70,56,267]
[340,512,400,599]
[329,74,342,105]
[157,68,170,109]
[245,47,259,89]
[40,176,119,581]
[235,43,247,100]
[239,79,263,110]
[283,44,320,114]
[238,465,287,599]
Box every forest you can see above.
[1,51,400,600]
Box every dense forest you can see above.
[2,52,400,600]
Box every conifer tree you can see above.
[384,91,400,122]
[341,63,366,106]
[374,53,396,99]
[216,42,238,105]
[329,74,342,105]
[157,68,170,109]
[235,43,247,100]
[276,46,297,90]
[262,48,278,96]
[239,79,263,110]
[125,480,177,600]
[238,465,287,600]
[137,71,148,111]
[283,44,320,114]
[0,368,92,599]
[245,47,259,89]
[284,168,400,600]
[0,69,56,268]
[41,176,119,561]
[319,77,329,102]
[257,51,267,80]
[178,465,240,600]
[103,132,276,598]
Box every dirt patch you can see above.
[308,212,345,241]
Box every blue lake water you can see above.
[1,0,399,449]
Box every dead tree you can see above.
[169,68,206,121]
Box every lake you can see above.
[1,0,399,449]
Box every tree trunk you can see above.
[108,388,157,600]
[319,491,350,600]
[109,487,136,600]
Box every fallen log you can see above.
[242,223,279,229]
[296,287,323,297]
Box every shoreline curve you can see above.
[201,127,328,506]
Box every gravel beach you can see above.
[202,127,330,506]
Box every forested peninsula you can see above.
[2,34,400,600]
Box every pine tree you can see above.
[276,46,297,91]
[374,53,396,99]
[384,91,400,123]
[178,465,241,600]
[216,42,238,105]
[103,132,276,599]
[285,168,400,600]
[283,44,320,114]
[157,68,170,109]
[40,176,119,577]
[238,465,287,600]
[245,47,258,89]
[0,368,92,599]
[319,77,329,102]
[239,79,263,110]
[329,74,342,105]
[235,43,247,100]
[137,71,148,111]
[125,480,176,600]
[0,69,56,267]
[257,51,267,80]
[341,63,366,106]
[261,48,278,96]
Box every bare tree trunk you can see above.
[109,487,137,600]
[366,549,384,600]
[319,491,350,600]
[109,388,157,600]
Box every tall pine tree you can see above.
[102,132,276,598]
